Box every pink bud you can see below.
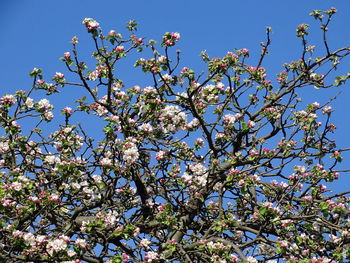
[115,46,124,52]
[63,52,71,59]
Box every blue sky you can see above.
[1,0,350,191]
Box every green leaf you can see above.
[296,236,303,245]
[276,246,282,254]
[259,207,267,216]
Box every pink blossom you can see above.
[54,72,64,79]
[159,105,187,133]
[10,181,22,191]
[157,56,167,63]
[0,141,9,154]
[48,193,60,203]
[108,30,117,36]
[145,251,159,262]
[156,150,167,161]
[36,79,45,86]
[144,86,157,94]
[181,67,189,73]
[11,121,21,129]
[23,232,36,246]
[247,120,255,128]
[185,118,200,130]
[1,94,15,106]
[82,18,100,32]
[139,123,153,133]
[223,113,242,126]
[122,253,129,262]
[43,111,54,121]
[238,48,249,56]
[322,106,332,114]
[12,230,24,238]
[302,195,313,203]
[28,196,40,203]
[37,99,52,110]
[195,138,204,147]
[63,52,71,59]
[63,107,73,115]
[71,36,79,44]
[246,256,258,263]
[123,141,139,164]
[115,46,124,52]
[311,101,320,108]
[140,238,151,249]
[161,73,173,83]
[25,97,34,108]
[75,238,87,249]
[46,238,67,255]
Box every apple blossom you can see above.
[123,140,139,164]
[1,94,15,106]
[115,45,124,52]
[82,18,100,32]
[145,251,159,262]
[37,98,52,110]
[63,52,71,59]
[24,97,34,108]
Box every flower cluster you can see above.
[82,18,100,32]
[0,94,16,107]
[162,32,180,47]
[123,138,139,164]
[158,105,187,133]
[88,64,108,81]
[296,23,309,37]
[223,113,242,127]
[199,82,225,104]
[51,126,84,154]
[134,56,169,73]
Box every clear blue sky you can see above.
[1,0,350,191]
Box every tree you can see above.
[1,8,350,263]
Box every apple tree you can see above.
[1,8,350,263]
